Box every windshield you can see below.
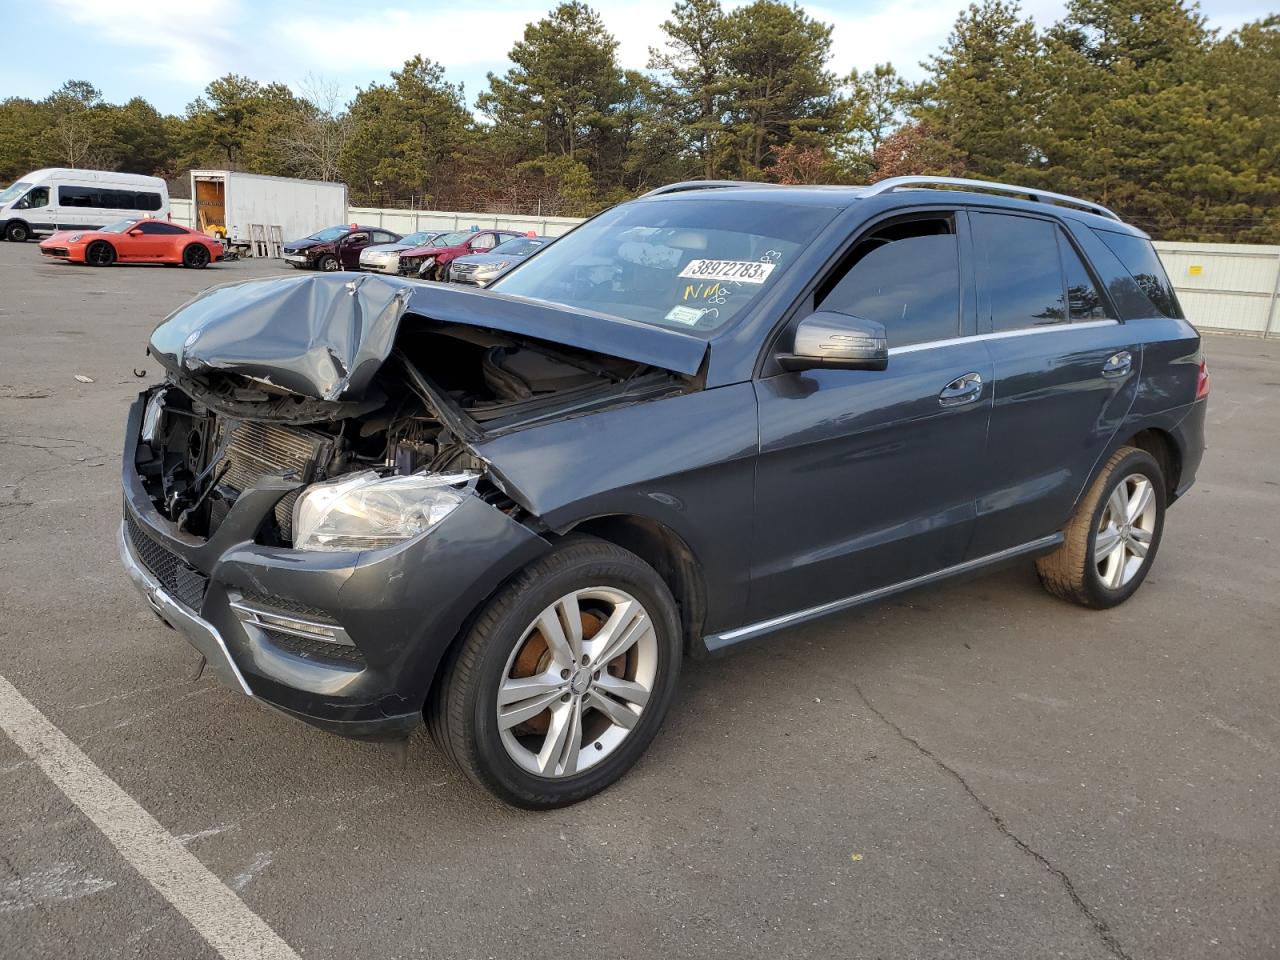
[431,231,472,247]
[491,237,546,257]
[98,219,139,234]
[399,231,438,246]
[0,181,32,205]
[307,226,349,242]
[490,198,836,334]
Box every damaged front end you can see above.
[120,273,701,737]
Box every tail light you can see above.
[1195,358,1209,400]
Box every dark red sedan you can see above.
[396,229,524,281]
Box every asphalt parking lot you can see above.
[1,239,1277,960]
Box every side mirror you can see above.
[777,311,888,372]
[128,229,143,237]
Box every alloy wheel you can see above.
[1094,473,1157,589]
[87,241,114,266]
[497,587,658,779]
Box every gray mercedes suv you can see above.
[119,177,1207,807]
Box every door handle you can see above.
[939,372,983,407]
[1102,351,1133,378]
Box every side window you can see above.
[1092,230,1181,319]
[347,232,370,244]
[470,233,497,251]
[816,217,961,348]
[1058,234,1110,321]
[15,186,48,210]
[972,212,1066,331]
[138,221,185,235]
[374,231,397,244]
[59,186,95,207]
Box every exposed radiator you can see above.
[215,419,333,539]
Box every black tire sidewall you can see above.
[1083,449,1166,607]
[6,222,29,242]
[183,244,209,268]
[86,241,114,266]
[318,255,338,272]
[460,544,682,808]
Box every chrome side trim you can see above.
[861,176,1122,221]
[703,534,1064,652]
[117,521,254,697]
[888,319,1120,356]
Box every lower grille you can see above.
[216,420,332,539]
[261,629,365,666]
[42,247,69,257]
[125,513,208,610]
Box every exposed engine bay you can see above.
[135,319,691,543]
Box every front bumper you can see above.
[118,393,550,739]
[359,259,400,275]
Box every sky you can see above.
[0,0,1271,115]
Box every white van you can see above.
[0,169,170,242]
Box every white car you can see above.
[358,231,445,275]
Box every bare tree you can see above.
[280,75,355,182]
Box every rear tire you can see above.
[4,221,30,242]
[182,244,210,269]
[428,537,682,809]
[85,240,116,267]
[1036,446,1166,609]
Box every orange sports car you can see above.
[39,218,224,268]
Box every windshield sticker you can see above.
[678,259,777,284]
[664,305,712,326]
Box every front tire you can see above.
[4,221,30,242]
[317,254,339,272]
[1037,446,1166,609]
[428,537,682,808]
[85,240,116,267]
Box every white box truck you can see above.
[189,171,348,255]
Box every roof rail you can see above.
[640,180,772,198]
[861,176,1122,222]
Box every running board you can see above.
[700,534,1064,654]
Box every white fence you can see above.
[169,198,581,239]
[169,199,1279,337]
[1153,241,1280,338]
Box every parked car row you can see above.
[282,223,552,284]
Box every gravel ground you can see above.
[1,240,1277,960]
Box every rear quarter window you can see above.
[1091,230,1182,320]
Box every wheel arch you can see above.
[557,514,708,652]
[1121,426,1182,502]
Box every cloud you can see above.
[47,0,250,93]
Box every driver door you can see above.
[747,211,993,623]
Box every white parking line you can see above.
[0,675,300,960]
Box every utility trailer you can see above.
[189,171,348,257]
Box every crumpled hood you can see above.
[148,273,708,401]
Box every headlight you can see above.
[69,234,83,242]
[292,471,476,551]
[476,261,510,274]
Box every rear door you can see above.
[340,230,371,268]
[748,210,993,624]
[967,210,1141,555]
